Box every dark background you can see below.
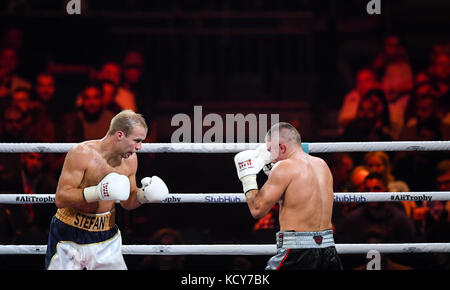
[0,0,449,270]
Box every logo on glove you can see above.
[238,159,252,170]
[102,182,110,198]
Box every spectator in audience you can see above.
[10,87,55,143]
[336,172,416,244]
[327,152,354,192]
[342,89,392,141]
[338,68,379,134]
[122,50,146,99]
[371,35,409,77]
[364,151,421,218]
[11,86,32,115]
[0,47,31,100]
[98,61,137,112]
[350,165,371,192]
[136,228,185,270]
[34,72,84,143]
[420,201,450,242]
[416,50,450,97]
[413,81,441,103]
[353,225,413,270]
[100,79,122,113]
[411,189,450,270]
[122,50,159,124]
[333,165,370,229]
[77,83,116,140]
[400,93,448,140]
[363,151,395,184]
[388,180,421,222]
[0,105,27,143]
[416,47,450,129]
[0,152,57,241]
[0,105,36,176]
[34,72,61,120]
[394,105,444,193]
[424,200,450,269]
[382,61,414,140]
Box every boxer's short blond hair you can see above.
[107,110,147,136]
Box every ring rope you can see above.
[1,192,449,204]
[1,243,450,255]
[0,141,449,153]
[1,142,448,259]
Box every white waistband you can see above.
[276,230,335,249]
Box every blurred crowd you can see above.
[337,35,450,142]
[0,22,449,270]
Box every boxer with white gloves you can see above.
[237,123,342,270]
[83,172,131,203]
[234,144,272,194]
[136,176,169,203]
[46,110,159,270]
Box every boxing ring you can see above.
[1,141,450,260]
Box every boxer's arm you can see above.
[120,172,141,210]
[120,154,141,210]
[245,162,289,219]
[55,145,97,212]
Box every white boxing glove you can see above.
[136,176,169,203]
[234,145,271,194]
[255,144,271,165]
[255,144,273,176]
[83,172,130,203]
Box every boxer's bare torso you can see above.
[276,151,334,232]
[247,149,334,232]
[55,133,143,214]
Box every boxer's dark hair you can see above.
[108,110,147,136]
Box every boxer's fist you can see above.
[255,144,271,166]
[137,176,169,203]
[234,145,270,193]
[234,145,270,179]
[255,144,273,176]
[83,172,130,203]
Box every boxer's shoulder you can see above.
[277,154,323,180]
[270,160,296,182]
[308,155,328,169]
[66,142,98,166]
[71,140,99,155]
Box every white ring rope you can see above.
[0,142,447,258]
[0,141,449,153]
[1,243,450,255]
[308,141,450,153]
[1,192,449,204]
